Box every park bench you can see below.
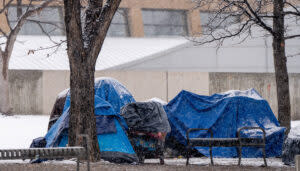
[0,135,90,171]
[186,127,267,166]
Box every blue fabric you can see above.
[96,116,116,135]
[44,77,136,156]
[164,89,285,158]
[58,120,136,155]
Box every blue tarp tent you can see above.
[164,89,285,158]
[45,77,138,163]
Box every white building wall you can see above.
[121,36,300,73]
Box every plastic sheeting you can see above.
[44,77,138,163]
[120,101,171,133]
[282,138,300,165]
[164,89,285,158]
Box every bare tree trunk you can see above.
[273,0,291,135]
[64,0,121,161]
[0,55,10,114]
[68,60,100,161]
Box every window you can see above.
[107,9,130,37]
[200,12,240,34]
[142,9,188,37]
[8,6,65,36]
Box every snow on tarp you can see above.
[44,77,138,163]
[164,89,285,158]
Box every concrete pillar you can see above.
[128,7,144,37]
[167,72,209,101]
[0,2,11,33]
[187,9,202,36]
[296,155,300,171]
[42,70,70,115]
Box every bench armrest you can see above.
[237,127,266,143]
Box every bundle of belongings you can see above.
[164,89,286,158]
[120,102,171,164]
[30,77,170,164]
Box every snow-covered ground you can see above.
[0,114,298,167]
[0,114,49,149]
[290,120,300,138]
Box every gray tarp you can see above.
[120,101,171,133]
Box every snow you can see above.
[7,36,188,71]
[0,114,298,168]
[147,158,287,167]
[0,157,289,168]
[288,120,300,138]
[0,114,49,149]
[221,89,263,100]
[146,97,167,105]
[57,89,69,99]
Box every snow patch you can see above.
[146,97,167,105]
[289,120,300,138]
[221,89,263,100]
[57,89,69,99]
[0,114,49,149]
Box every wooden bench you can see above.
[186,127,267,166]
[0,135,90,171]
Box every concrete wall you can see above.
[209,72,300,120]
[42,71,70,115]
[8,70,43,114]
[8,70,209,115]
[8,70,300,120]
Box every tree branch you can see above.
[0,0,14,14]
[243,0,274,35]
[28,19,63,43]
[0,28,8,38]
[284,1,300,16]
[83,0,103,48]
[285,34,300,40]
[190,19,252,46]
[284,11,300,16]
[86,0,121,65]
[4,0,57,72]
[4,9,12,31]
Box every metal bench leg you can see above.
[238,145,242,166]
[210,146,214,165]
[87,158,90,171]
[186,145,190,166]
[262,146,267,167]
[77,158,80,171]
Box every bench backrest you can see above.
[0,147,85,160]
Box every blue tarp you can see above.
[164,89,285,158]
[44,77,138,163]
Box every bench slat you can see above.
[0,147,85,160]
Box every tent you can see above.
[164,89,285,158]
[44,77,138,163]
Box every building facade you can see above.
[0,0,206,37]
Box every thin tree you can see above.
[192,0,300,134]
[0,0,57,114]
[63,0,121,161]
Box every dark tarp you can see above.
[282,138,300,165]
[43,77,138,163]
[48,89,68,130]
[164,89,285,158]
[120,101,171,133]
